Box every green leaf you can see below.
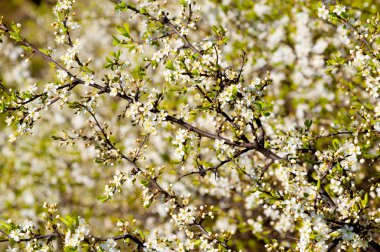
[9,22,22,42]
[64,246,78,252]
[179,0,188,6]
[117,24,130,38]
[133,66,146,79]
[97,195,110,202]
[194,239,202,246]
[354,203,359,212]
[361,192,368,208]
[60,215,79,229]
[39,48,51,55]
[316,179,321,191]
[165,60,175,70]
[140,179,149,187]
[0,220,12,231]
[138,229,145,239]
[139,8,149,15]
[123,23,130,38]
[332,138,340,149]
[218,243,224,250]
[115,1,127,11]
[336,162,343,172]
[67,101,81,109]
[112,35,121,46]
[304,119,312,130]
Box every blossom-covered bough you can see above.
[0,0,379,251]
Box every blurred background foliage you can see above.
[0,1,138,250]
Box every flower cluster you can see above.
[64,217,90,248]
[0,0,379,251]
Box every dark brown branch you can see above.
[124,4,201,55]
[194,84,240,130]
[334,14,375,56]
[327,238,341,251]
[0,232,145,249]
[88,233,145,249]
[0,23,70,75]
[164,18,201,55]
[193,223,231,250]
[259,159,274,179]
[369,241,380,251]
[0,234,56,243]
[85,106,235,249]
[255,118,265,146]
[179,148,252,179]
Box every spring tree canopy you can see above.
[0,0,379,251]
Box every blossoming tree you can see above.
[0,0,379,251]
